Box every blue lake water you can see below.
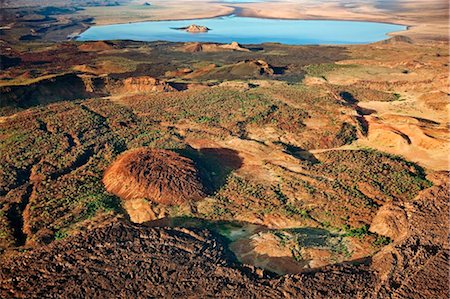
[77,15,406,45]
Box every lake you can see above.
[77,15,406,45]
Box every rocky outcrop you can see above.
[81,74,176,94]
[0,74,175,112]
[177,24,210,33]
[0,220,373,298]
[242,59,275,75]
[0,74,94,109]
[371,172,449,298]
[118,76,175,93]
[182,41,250,53]
[361,114,449,171]
[183,42,204,52]
[369,203,408,241]
[220,41,250,52]
[122,198,164,223]
[380,35,413,44]
[78,41,115,52]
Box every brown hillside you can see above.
[184,42,204,52]
[103,148,204,205]
[78,41,115,52]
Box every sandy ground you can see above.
[77,0,449,42]
[306,41,450,171]
[79,0,235,25]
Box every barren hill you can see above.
[103,148,205,205]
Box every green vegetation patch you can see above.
[303,63,356,78]
[122,87,308,138]
[311,149,432,202]
[0,98,184,245]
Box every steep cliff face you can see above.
[81,75,176,94]
[116,76,176,93]
[0,74,175,112]
[0,74,95,109]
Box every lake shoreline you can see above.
[70,1,412,43]
[75,15,408,45]
[72,12,410,35]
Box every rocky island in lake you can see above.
[175,24,210,33]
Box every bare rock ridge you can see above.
[241,59,274,75]
[103,148,205,205]
[221,41,251,52]
[1,173,447,298]
[0,221,375,298]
